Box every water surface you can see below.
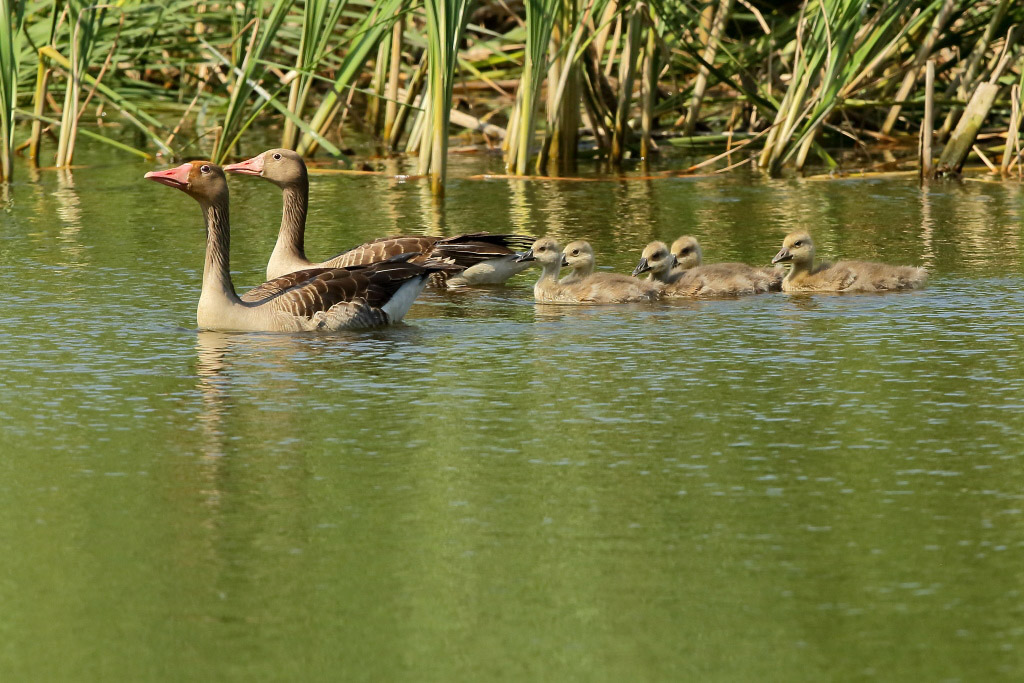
[1,148,1023,681]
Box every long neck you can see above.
[537,261,562,284]
[272,179,309,266]
[200,198,240,305]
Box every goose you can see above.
[771,231,927,292]
[632,241,777,297]
[516,238,661,304]
[144,161,458,332]
[671,235,782,291]
[223,149,534,286]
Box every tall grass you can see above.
[419,0,475,195]
[505,0,560,174]
[0,0,1023,185]
[0,0,22,180]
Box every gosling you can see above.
[771,232,927,293]
[633,241,777,297]
[671,236,782,292]
[515,238,661,304]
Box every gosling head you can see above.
[562,240,594,272]
[671,235,703,270]
[772,231,815,266]
[145,161,227,205]
[515,237,564,268]
[223,148,307,188]
[632,241,675,279]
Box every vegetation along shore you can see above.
[2,0,1024,192]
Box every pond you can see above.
[1,145,1023,680]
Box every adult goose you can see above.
[671,235,782,291]
[144,161,457,332]
[771,232,927,292]
[516,238,661,304]
[632,241,776,297]
[223,149,534,286]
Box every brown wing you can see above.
[242,255,456,320]
[431,233,537,268]
[240,266,339,304]
[319,236,441,268]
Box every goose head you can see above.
[632,241,675,279]
[562,240,594,274]
[515,237,564,268]
[145,161,227,204]
[772,231,815,267]
[671,235,703,270]
[223,148,307,188]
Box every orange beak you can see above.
[223,154,264,176]
[144,163,192,190]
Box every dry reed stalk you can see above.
[382,14,404,143]
[390,53,425,150]
[921,59,935,179]
[682,0,734,136]
[1001,83,1022,175]
[610,2,643,166]
[937,81,999,175]
[640,23,656,159]
[938,0,1012,140]
[881,0,955,135]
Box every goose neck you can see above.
[274,179,309,264]
[200,198,241,306]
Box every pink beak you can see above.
[223,154,264,176]
[144,163,192,189]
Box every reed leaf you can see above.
[0,0,23,180]
[420,0,476,194]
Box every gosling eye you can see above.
[793,241,803,247]
[681,248,691,254]
[571,249,579,256]
[199,164,211,174]
[273,152,282,160]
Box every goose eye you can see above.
[681,248,691,254]
[273,153,282,160]
[200,164,211,174]
[794,241,803,247]
[571,249,579,256]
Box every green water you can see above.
[1,147,1023,681]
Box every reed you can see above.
[0,0,22,180]
[505,0,560,174]
[0,0,1021,184]
[280,0,349,150]
[420,0,475,195]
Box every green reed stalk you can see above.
[610,1,643,167]
[506,0,560,174]
[297,0,403,156]
[281,0,348,150]
[211,0,293,162]
[420,0,475,194]
[0,0,22,180]
[55,0,110,167]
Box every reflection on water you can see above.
[0,146,1023,681]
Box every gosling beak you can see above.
[772,247,792,264]
[632,258,651,276]
[223,154,265,177]
[144,163,192,190]
[560,255,569,267]
[514,249,536,263]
